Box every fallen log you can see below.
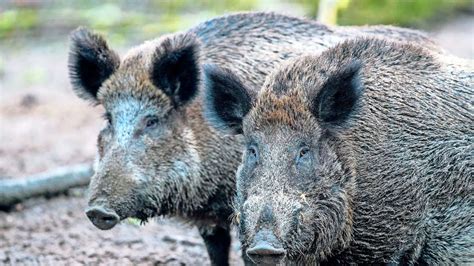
[0,164,93,210]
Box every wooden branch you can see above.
[0,164,93,210]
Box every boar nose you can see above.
[246,228,286,264]
[85,206,119,230]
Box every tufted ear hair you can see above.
[203,64,254,135]
[150,33,201,108]
[311,60,363,127]
[68,27,120,103]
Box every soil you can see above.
[0,193,243,265]
[0,14,472,265]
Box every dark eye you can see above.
[248,147,257,157]
[145,116,159,129]
[297,146,312,165]
[247,145,258,162]
[299,147,310,159]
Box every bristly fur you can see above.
[204,36,473,264]
[68,12,445,265]
[68,27,120,103]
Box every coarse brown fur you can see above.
[68,12,443,265]
[204,37,473,264]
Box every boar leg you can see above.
[198,225,231,266]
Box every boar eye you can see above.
[299,147,309,157]
[297,146,312,164]
[145,116,159,129]
[247,145,258,162]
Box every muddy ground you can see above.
[0,14,473,265]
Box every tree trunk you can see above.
[0,164,93,210]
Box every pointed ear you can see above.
[150,34,201,107]
[311,60,363,127]
[203,64,254,135]
[68,27,120,103]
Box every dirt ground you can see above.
[0,193,244,265]
[0,14,472,265]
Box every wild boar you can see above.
[203,37,473,264]
[68,12,440,265]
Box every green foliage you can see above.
[0,0,256,45]
[295,0,470,26]
[0,9,39,38]
[295,0,321,18]
[337,0,472,26]
[125,217,141,227]
[149,0,255,13]
[0,0,470,44]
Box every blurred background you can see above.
[0,0,473,265]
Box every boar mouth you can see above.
[128,203,167,225]
[131,209,154,225]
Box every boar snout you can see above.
[247,228,286,264]
[246,204,286,264]
[85,205,120,230]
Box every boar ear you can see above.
[311,60,363,126]
[68,27,120,103]
[150,34,200,107]
[203,64,254,135]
